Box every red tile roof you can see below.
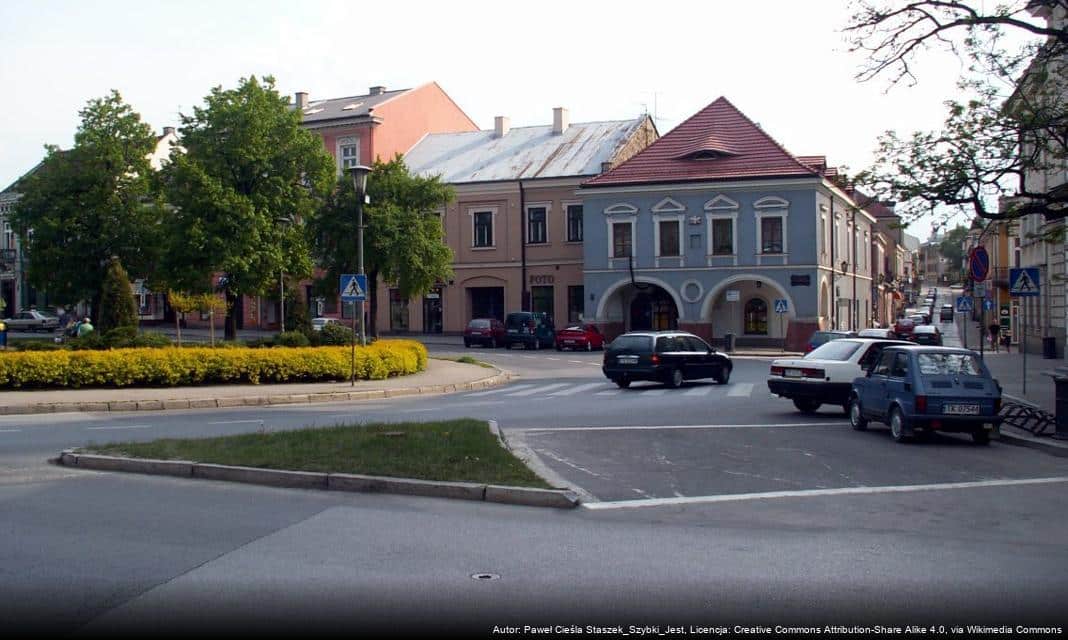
[583,97,819,187]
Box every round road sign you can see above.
[970,246,990,282]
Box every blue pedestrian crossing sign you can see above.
[956,296,973,313]
[340,274,367,302]
[1009,267,1040,297]
[774,299,788,314]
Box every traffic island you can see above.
[57,418,579,508]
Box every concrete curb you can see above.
[57,449,580,509]
[0,368,513,416]
[998,394,1068,457]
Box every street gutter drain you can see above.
[471,573,500,581]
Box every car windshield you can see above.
[610,335,651,351]
[916,353,984,376]
[805,340,862,361]
[469,320,490,328]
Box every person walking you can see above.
[76,317,94,338]
[988,323,1001,352]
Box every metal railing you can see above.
[999,401,1055,436]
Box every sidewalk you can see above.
[0,359,511,416]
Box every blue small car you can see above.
[848,346,1002,445]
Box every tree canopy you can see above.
[10,91,163,317]
[845,1,1068,228]
[159,75,335,339]
[308,155,454,336]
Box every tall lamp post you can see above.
[349,165,372,350]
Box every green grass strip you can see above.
[84,418,550,488]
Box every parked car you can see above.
[939,304,954,322]
[5,310,60,332]
[893,316,916,337]
[310,317,340,332]
[768,338,911,414]
[857,328,897,339]
[849,346,1002,444]
[910,312,929,325]
[602,331,731,389]
[554,323,605,351]
[463,318,505,348]
[911,324,943,346]
[503,312,555,350]
[805,330,856,353]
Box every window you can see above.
[566,204,583,242]
[527,206,547,244]
[659,220,680,257]
[819,216,827,256]
[473,211,493,247]
[390,289,409,331]
[337,136,359,173]
[760,217,783,254]
[567,285,584,323]
[744,298,768,335]
[531,286,554,318]
[612,222,632,258]
[873,350,894,376]
[712,218,733,255]
[890,353,910,378]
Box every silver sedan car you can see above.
[5,310,60,332]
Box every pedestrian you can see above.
[76,317,94,338]
[988,323,1001,352]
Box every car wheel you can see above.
[889,407,909,443]
[555,343,562,351]
[972,428,991,445]
[793,398,821,414]
[615,379,631,389]
[667,367,684,389]
[849,396,868,431]
[714,366,731,385]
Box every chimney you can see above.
[494,116,510,138]
[552,107,569,135]
[163,126,176,137]
[295,92,309,109]
[369,86,385,96]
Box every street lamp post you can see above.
[349,165,372,351]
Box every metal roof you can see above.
[404,118,648,183]
[296,89,408,124]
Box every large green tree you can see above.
[159,75,334,340]
[309,156,454,337]
[11,91,163,319]
[845,1,1068,229]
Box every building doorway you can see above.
[423,288,443,333]
[469,287,504,321]
[629,287,678,331]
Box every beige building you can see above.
[390,109,657,334]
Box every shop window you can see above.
[744,298,768,335]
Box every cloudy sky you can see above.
[0,0,1033,240]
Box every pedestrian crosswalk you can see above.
[462,380,762,400]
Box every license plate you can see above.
[617,356,638,365]
[944,404,980,415]
[784,369,803,378]
[507,329,518,334]
[564,340,576,344]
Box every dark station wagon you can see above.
[849,346,1002,444]
[602,331,732,389]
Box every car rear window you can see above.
[805,340,862,361]
[610,335,651,352]
[917,353,984,376]
[505,313,530,327]
[469,320,490,328]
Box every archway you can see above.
[597,278,681,333]
[630,289,678,330]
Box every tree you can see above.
[159,76,334,340]
[939,225,970,276]
[845,1,1068,228]
[97,256,139,334]
[308,155,455,337]
[10,91,163,319]
[167,291,199,347]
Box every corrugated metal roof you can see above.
[296,89,409,124]
[404,119,647,183]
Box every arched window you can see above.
[744,298,768,335]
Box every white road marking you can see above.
[595,390,620,396]
[548,383,606,397]
[683,386,714,396]
[523,422,845,433]
[547,357,562,361]
[85,425,153,431]
[465,384,534,397]
[0,429,22,433]
[208,419,264,425]
[583,476,1068,511]
[642,389,668,397]
[727,383,754,397]
[568,360,586,364]
[507,383,569,396]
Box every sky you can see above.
[0,0,1032,242]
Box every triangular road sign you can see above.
[1009,268,1040,296]
[342,277,364,298]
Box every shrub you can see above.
[130,332,173,348]
[15,340,62,351]
[103,326,139,347]
[274,331,310,347]
[98,257,139,334]
[319,322,354,345]
[0,339,428,389]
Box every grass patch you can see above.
[84,418,550,488]
[435,355,495,369]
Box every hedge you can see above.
[0,339,428,389]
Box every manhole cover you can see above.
[470,572,500,581]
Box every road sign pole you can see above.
[1023,301,1027,396]
[979,296,984,361]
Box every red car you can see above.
[554,324,605,351]
[463,318,505,348]
[893,316,916,338]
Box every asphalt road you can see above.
[2,330,1068,634]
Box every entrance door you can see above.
[630,293,653,330]
[423,289,443,333]
[469,287,504,321]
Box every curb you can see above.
[998,394,1068,457]
[0,368,513,417]
[57,450,580,509]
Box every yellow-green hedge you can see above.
[0,339,428,389]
